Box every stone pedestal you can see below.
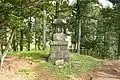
[48,33,69,63]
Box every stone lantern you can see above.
[48,19,69,63]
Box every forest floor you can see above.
[91,59,120,80]
[0,56,58,80]
[0,56,39,80]
[0,51,120,80]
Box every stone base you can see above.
[48,41,69,63]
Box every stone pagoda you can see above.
[48,19,69,63]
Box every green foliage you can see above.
[18,68,30,75]
[70,54,101,73]
[68,0,120,59]
[9,50,49,62]
[46,54,101,78]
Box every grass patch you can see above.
[18,68,30,76]
[9,51,102,79]
[42,53,101,78]
[8,50,49,62]
[70,54,101,74]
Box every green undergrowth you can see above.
[17,68,30,76]
[8,50,49,62]
[8,51,102,79]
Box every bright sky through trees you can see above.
[69,0,113,8]
[98,0,113,8]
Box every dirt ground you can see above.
[91,59,120,80]
[0,56,38,80]
[0,56,120,80]
[0,56,62,80]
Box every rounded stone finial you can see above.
[53,19,66,33]
[53,19,66,25]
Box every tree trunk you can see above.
[42,10,47,50]
[12,35,16,51]
[118,33,120,57]
[76,0,81,53]
[28,39,30,51]
[77,20,81,53]
[28,17,32,51]
[55,0,59,18]
[0,28,15,68]
[35,34,37,50]
[0,44,1,55]
[34,18,37,50]
[74,43,76,52]
[20,30,23,51]
[0,26,2,55]
[35,35,37,50]
[38,36,41,50]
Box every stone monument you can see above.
[48,19,69,63]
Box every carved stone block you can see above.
[48,41,69,63]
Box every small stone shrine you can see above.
[48,19,69,63]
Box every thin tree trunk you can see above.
[0,44,1,55]
[0,26,2,55]
[16,41,18,51]
[28,17,32,51]
[34,18,37,50]
[20,30,23,51]
[35,36,37,50]
[1,43,3,54]
[12,35,16,51]
[12,30,17,52]
[42,10,47,50]
[35,33,37,50]
[28,39,30,51]
[55,0,59,18]
[77,20,81,53]
[0,28,15,68]
[74,43,76,52]
[38,36,41,50]
[76,0,81,53]
[118,33,120,57]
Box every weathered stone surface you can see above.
[51,41,68,46]
[55,59,64,65]
[53,19,66,33]
[48,41,69,62]
[53,33,65,41]
[48,19,69,64]
[50,46,60,51]
[48,51,69,62]
[60,46,67,51]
